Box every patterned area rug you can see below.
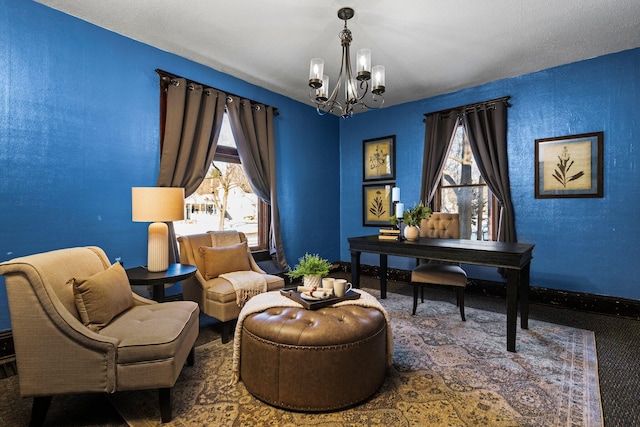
[109,289,603,426]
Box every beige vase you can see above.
[404,225,420,241]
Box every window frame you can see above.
[434,124,498,241]
[212,135,269,252]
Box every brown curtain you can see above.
[226,96,288,270]
[157,78,227,262]
[420,112,459,206]
[462,101,516,243]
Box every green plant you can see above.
[287,253,332,279]
[395,202,432,227]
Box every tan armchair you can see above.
[178,230,284,343]
[0,247,199,425]
[412,213,467,320]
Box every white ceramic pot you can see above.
[303,275,322,288]
[404,225,420,241]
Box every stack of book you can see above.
[378,228,400,240]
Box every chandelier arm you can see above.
[359,94,385,110]
[326,78,344,115]
[326,43,351,116]
[313,82,345,115]
[356,79,370,102]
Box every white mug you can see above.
[333,279,352,297]
[321,278,335,294]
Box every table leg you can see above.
[350,251,361,289]
[153,284,165,302]
[505,269,519,352]
[520,263,531,330]
[380,254,388,299]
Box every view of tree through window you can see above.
[173,114,262,248]
[438,124,494,240]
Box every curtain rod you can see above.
[423,96,511,121]
[156,69,279,116]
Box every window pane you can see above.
[174,116,259,247]
[440,124,492,240]
[216,114,236,147]
[442,125,483,186]
[440,186,490,240]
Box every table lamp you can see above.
[131,187,185,272]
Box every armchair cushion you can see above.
[100,300,199,364]
[199,241,250,280]
[72,262,133,331]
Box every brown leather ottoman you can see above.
[240,305,387,411]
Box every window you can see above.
[436,124,497,241]
[173,114,269,250]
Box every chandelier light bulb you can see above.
[372,65,386,95]
[356,48,371,80]
[316,75,329,101]
[309,58,324,89]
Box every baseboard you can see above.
[0,330,15,361]
[336,261,640,320]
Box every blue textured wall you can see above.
[0,1,340,331]
[340,48,640,300]
[1,1,638,333]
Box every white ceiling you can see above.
[37,0,640,110]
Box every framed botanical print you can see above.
[363,183,393,226]
[363,135,396,182]
[535,132,603,198]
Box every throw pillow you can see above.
[199,241,250,280]
[72,262,133,331]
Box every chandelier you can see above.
[308,8,385,118]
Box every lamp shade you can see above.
[131,187,185,222]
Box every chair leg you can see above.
[159,387,172,423]
[421,284,425,302]
[29,396,52,427]
[186,345,195,366]
[412,283,419,315]
[221,321,233,344]
[458,288,466,321]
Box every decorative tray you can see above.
[280,289,360,310]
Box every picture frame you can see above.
[363,183,394,227]
[363,135,396,182]
[535,132,603,198]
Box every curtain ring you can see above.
[170,78,180,87]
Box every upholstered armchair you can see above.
[412,213,467,320]
[0,247,199,425]
[178,230,284,343]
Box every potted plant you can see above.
[287,253,332,288]
[394,202,432,241]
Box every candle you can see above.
[395,202,404,219]
[392,187,400,202]
[309,58,324,83]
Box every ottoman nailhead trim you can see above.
[243,324,386,351]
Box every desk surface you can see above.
[348,235,534,269]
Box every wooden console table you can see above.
[348,235,534,352]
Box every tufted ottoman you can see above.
[240,304,388,411]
